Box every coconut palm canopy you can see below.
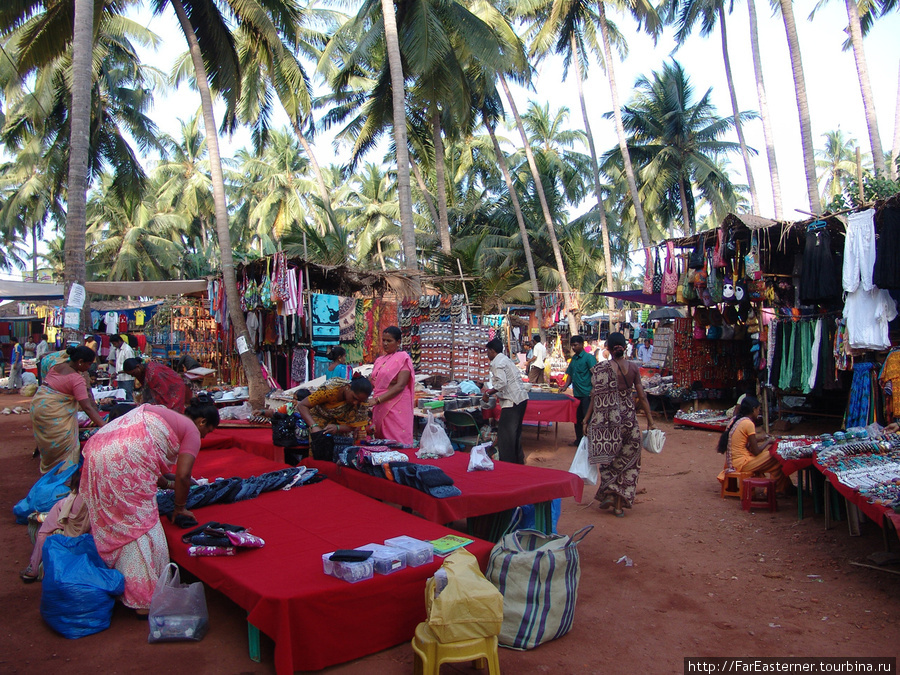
[0,0,898,320]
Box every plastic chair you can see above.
[411,622,500,675]
[443,411,482,451]
[720,471,751,499]
[741,477,777,512]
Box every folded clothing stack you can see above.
[382,461,461,499]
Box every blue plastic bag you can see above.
[516,499,562,534]
[40,534,125,639]
[13,460,80,524]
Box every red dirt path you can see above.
[2,393,898,674]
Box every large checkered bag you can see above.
[486,509,592,650]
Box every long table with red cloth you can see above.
[482,391,579,423]
[813,457,900,537]
[771,443,815,477]
[301,450,584,524]
[161,441,493,674]
[204,429,585,524]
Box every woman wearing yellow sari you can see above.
[31,346,106,472]
[295,377,373,460]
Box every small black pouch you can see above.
[329,550,372,562]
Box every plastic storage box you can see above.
[356,543,407,575]
[383,536,435,567]
[321,552,375,583]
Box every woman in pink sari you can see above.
[81,397,219,612]
[370,326,415,445]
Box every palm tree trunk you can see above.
[431,107,452,253]
[486,120,545,336]
[844,0,885,176]
[678,178,693,234]
[410,159,440,230]
[778,0,822,215]
[376,238,387,271]
[572,36,614,312]
[498,74,579,336]
[597,2,652,249]
[32,222,38,282]
[718,4,759,215]
[66,0,93,333]
[747,0,784,218]
[291,119,330,205]
[893,63,900,181]
[171,0,267,407]
[380,0,419,283]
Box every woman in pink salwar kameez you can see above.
[81,398,219,612]
[370,326,415,445]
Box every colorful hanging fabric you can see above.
[344,301,365,364]
[846,362,876,428]
[311,294,340,346]
[338,296,357,342]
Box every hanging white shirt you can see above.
[843,286,897,351]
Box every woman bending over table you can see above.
[296,377,373,459]
[717,396,793,495]
[370,326,415,445]
[81,398,219,612]
[31,346,106,473]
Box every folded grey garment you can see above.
[428,484,461,498]
[416,465,454,488]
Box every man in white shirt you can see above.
[637,338,654,365]
[35,334,50,384]
[482,339,529,464]
[111,335,136,400]
[525,334,546,384]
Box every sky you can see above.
[3,0,899,280]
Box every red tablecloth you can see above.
[163,445,493,674]
[202,427,281,461]
[813,458,893,530]
[301,450,583,523]
[482,393,579,424]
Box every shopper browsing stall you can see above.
[637,338,654,365]
[525,334,546,384]
[81,399,219,613]
[110,335,135,401]
[585,332,655,517]
[325,346,354,380]
[561,335,598,447]
[123,358,189,413]
[8,336,24,390]
[483,339,529,464]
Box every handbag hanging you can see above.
[688,238,706,269]
[708,250,723,303]
[744,232,761,279]
[662,241,678,295]
[642,248,653,295]
[713,227,727,268]
[651,249,663,294]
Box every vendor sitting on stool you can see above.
[295,377,373,461]
[717,396,794,495]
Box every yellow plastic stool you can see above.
[720,471,751,499]
[411,622,501,675]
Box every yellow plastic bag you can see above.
[425,548,503,643]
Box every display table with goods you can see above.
[813,436,900,541]
[673,408,733,431]
[480,391,579,424]
[160,443,493,674]
[300,449,582,538]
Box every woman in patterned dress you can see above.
[80,397,219,613]
[584,332,655,517]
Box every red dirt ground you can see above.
[2,392,898,674]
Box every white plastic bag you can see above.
[642,428,665,454]
[219,401,252,420]
[148,563,209,643]
[419,411,454,457]
[568,437,598,485]
[467,443,494,472]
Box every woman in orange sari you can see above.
[370,326,415,445]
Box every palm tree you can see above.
[815,129,864,204]
[777,0,822,214]
[602,61,747,235]
[161,0,304,406]
[808,0,885,176]
[342,162,402,270]
[86,174,186,281]
[893,63,900,180]
[746,0,783,218]
[516,0,622,309]
[665,0,760,215]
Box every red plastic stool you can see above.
[741,477,777,512]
